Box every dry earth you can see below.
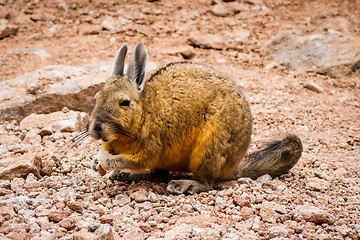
[0,0,360,239]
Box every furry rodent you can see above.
[89,43,302,194]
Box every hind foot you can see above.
[109,168,169,182]
[166,179,211,195]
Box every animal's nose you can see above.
[94,124,102,133]
[89,121,105,140]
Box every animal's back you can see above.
[139,62,252,178]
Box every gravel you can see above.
[0,117,359,239]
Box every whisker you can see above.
[55,130,90,156]
[62,130,89,149]
[62,133,90,154]
[67,130,89,144]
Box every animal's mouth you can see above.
[97,134,110,142]
[89,128,109,142]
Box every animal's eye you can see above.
[119,100,130,107]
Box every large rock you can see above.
[188,34,227,50]
[19,110,89,133]
[259,202,286,223]
[211,3,237,17]
[306,177,330,192]
[0,19,18,39]
[7,47,51,58]
[95,224,115,240]
[0,153,41,180]
[0,62,109,122]
[188,30,250,50]
[265,32,360,77]
[164,223,193,240]
[292,204,335,224]
[0,61,158,122]
[101,16,129,32]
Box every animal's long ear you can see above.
[126,43,147,91]
[112,45,128,76]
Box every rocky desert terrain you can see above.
[0,0,359,239]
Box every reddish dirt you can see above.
[0,0,359,239]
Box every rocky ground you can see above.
[0,0,360,239]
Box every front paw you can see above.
[91,154,99,171]
[166,179,210,195]
[92,148,112,175]
[96,148,113,162]
[91,156,107,176]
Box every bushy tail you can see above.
[230,134,303,180]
